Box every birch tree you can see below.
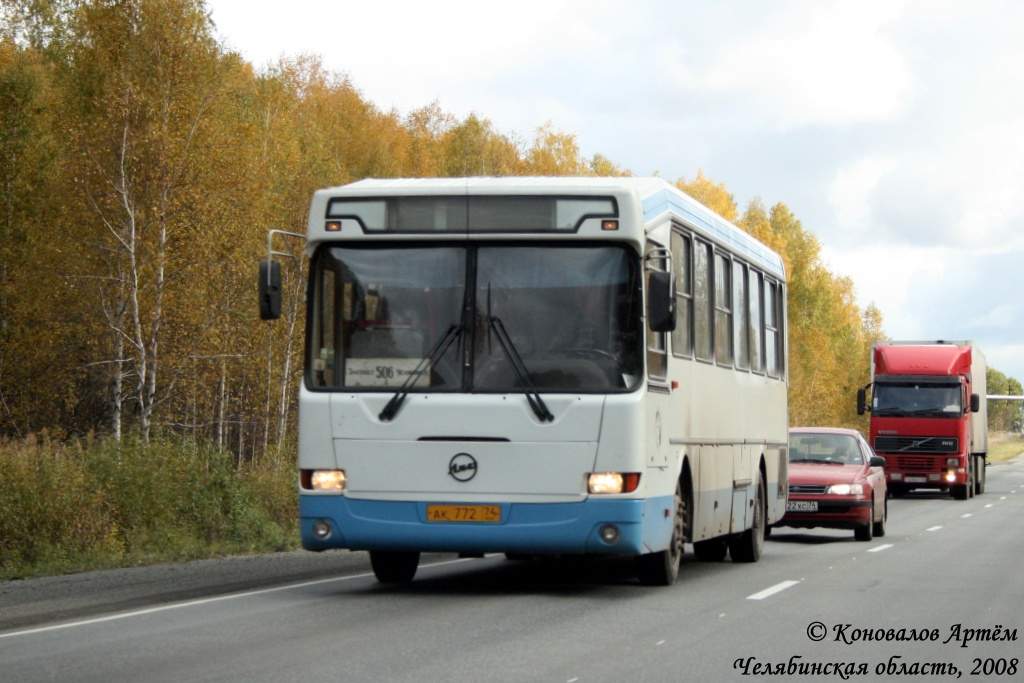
[65,0,245,442]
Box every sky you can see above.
[206,0,1024,386]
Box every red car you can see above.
[776,427,888,541]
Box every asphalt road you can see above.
[2,457,1022,683]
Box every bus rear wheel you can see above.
[728,471,765,563]
[369,550,420,584]
[636,481,686,586]
[693,538,728,562]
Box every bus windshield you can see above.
[308,243,643,393]
[871,381,963,417]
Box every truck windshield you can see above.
[307,243,643,393]
[872,382,962,417]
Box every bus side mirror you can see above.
[259,260,282,320]
[647,270,676,333]
[857,387,867,416]
[970,393,980,413]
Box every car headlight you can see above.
[827,483,864,495]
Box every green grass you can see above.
[0,435,300,580]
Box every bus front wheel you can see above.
[369,550,420,584]
[635,481,685,586]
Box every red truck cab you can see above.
[857,341,988,500]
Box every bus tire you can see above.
[728,471,765,563]
[369,550,420,584]
[635,481,685,586]
[693,538,728,562]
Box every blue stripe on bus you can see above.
[300,494,677,556]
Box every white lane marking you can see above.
[867,544,894,553]
[961,513,973,518]
[986,504,994,508]
[0,557,475,640]
[747,580,799,600]
[927,526,943,531]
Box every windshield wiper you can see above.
[488,315,554,422]
[379,324,462,422]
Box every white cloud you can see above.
[828,156,900,234]
[693,1,914,129]
[820,243,951,337]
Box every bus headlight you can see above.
[827,483,863,496]
[304,469,346,491]
[588,472,640,494]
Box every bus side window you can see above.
[714,251,733,366]
[733,260,749,371]
[694,239,713,362]
[765,280,780,377]
[646,241,668,379]
[671,231,693,358]
[748,269,764,373]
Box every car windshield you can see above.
[789,433,863,465]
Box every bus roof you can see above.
[315,177,785,277]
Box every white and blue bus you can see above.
[260,177,788,585]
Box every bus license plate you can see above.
[787,500,818,512]
[426,505,502,523]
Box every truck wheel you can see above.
[728,472,765,563]
[975,456,986,494]
[635,481,685,585]
[369,550,420,584]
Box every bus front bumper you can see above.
[299,494,674,556]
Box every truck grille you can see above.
[873,436,958,454]
[887,454,939,472]
[789,484,829,495]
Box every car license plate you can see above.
[904,476,926,483]
[426,504,501,523]
[787,500,818,512]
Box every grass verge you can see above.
[987,432,1024,463]
[0,435,299,581]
